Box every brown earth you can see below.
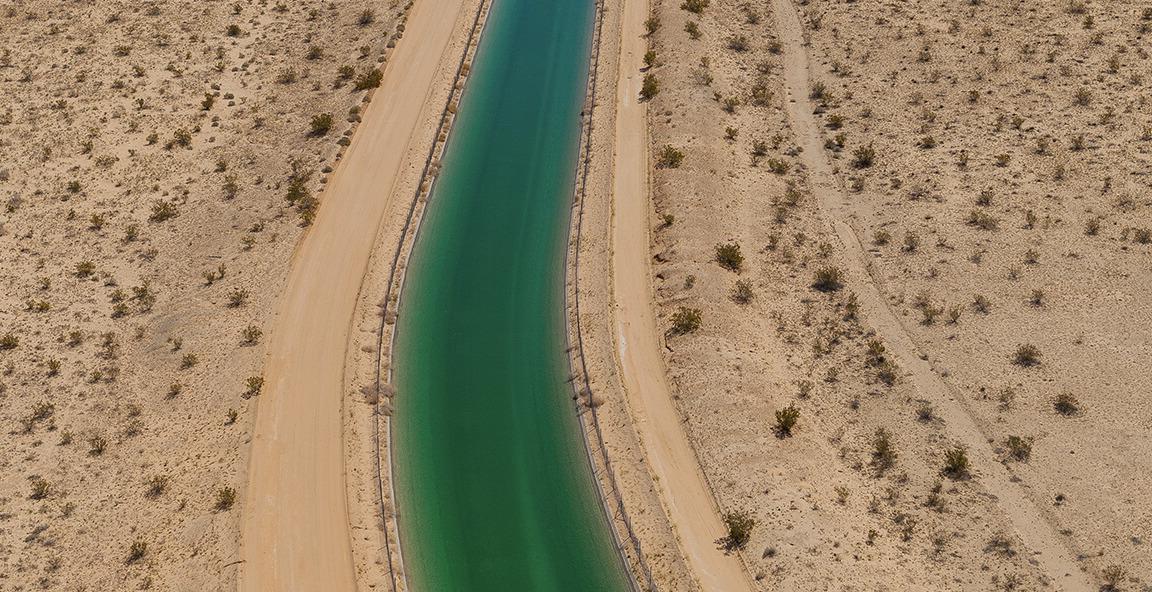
[0,2,402,590]
[633,0,1150,589]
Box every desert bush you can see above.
[0,333,19,350]
[720,509,755,550]
[941,446,969,479]
[245,376,265,398]
[774,404,800,437]
[684,21,701,39]
[310,113,334,136]
[146,475,169,497]
[966,210,998,230]
[1101,564,1126,591]
[172,128,192,148]
[226,24,242,37]
[872,428,897,473]
[851,144,876,168]
[357,9,375,26]
[731,280,753,304]
[872,230,890,245]
[715,242,743,272]
[29,477,51,500]
[88,434,107,456]
[727,35,748,52]
[1005,435,1031,461]
[973,294,991,313]
[126,540,147,564]
[1073,87,1092,106]
[902,232,920,252]
[354,69,383,91]
[640,73,659,100]
[644,16,661,35]
[1053,392,1080,416]
[656,145,684,168]
[680,0,709,14]
[1012,344,1041,367]
[765,158,789,174]
[216,486,237,511]
[811,266,844,292]
[669,307,702,335]
[916,401,935,422]
[149,199,178,222]
[241,325,262,345]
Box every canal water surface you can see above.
[392,0,632,587]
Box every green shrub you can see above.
[310,113,334,136]
[774,404,800,437]
[656,145,684,168]
[1053,392,1079,416]
[941,446,969,479]
[1005,435,1032,461]
[216,486,237,511]
[720,509,755,550]
[680,0,709,14]
[1012,344,1041,367]
[668,307,701,335]
[354,69,383,91]
[715,242,743,272]
[851,144,876,168]
[640,73,659,100]
[872,428,897,473]
[811,266,844,292]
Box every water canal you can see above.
[392,0,632,587]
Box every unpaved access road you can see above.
[238,0,470,589]
[610,0,758,588]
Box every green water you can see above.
[391,0,631,588]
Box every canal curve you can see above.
[391,0,632,588]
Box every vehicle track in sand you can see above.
[770,1,1092,589]
[238,0,470,588]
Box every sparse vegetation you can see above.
[774,404,800,437]
[719,509,755,550]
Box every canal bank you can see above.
[390,0,634,587]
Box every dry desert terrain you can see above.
[637,0,1150,589]
[0,2,404,589]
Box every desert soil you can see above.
[0,2,403,590]
[634,0,1151,589]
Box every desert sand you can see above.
[625,0,1151,589]
[0,2,405,589]
[6,0,1149,590]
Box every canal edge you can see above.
[363,0,495,588]
[562,0,665,590]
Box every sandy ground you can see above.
[609,0,756,588]
[238,0,475,589]
[633,0,1151,589]
[0,2,401,590]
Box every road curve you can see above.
[609,0,758,589]
[238,0,470,589]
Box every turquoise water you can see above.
[391,0,631,588]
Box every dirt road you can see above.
[609,0,757,589]
[238,0,470,589]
